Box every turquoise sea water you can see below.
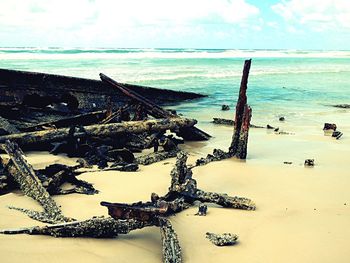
[1,48,349,128]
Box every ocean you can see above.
[1,48,349,130]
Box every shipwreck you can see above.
[0,60,254,263]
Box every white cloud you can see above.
[0,0,259,28]
[272,0,350,31]
[0,0,261,47]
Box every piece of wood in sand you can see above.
[1,140,66,223]
[159,217,182,263]
[0,217,151,237]
[100,73,211,141]
[166,151,256,210]
[0,117,197,147]
[212,117,264,128]
[0,151,253,263]
[135,150,179,165]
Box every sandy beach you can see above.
[1,115,349,263]
[1,0,350,261]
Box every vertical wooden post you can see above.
[229,59,252,159]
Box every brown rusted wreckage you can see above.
[0,60,254,263]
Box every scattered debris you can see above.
[332,104,350,109]
[212,118,264,128]
[332,131,343,140]
[0,151,254,263]
[221,105,230,111]
[279,116,285,121]
[323,123,337,133]
[304,159,315,167]
[323,123,343,139]
[284,161,292,165]
[205,232,239,246]
[212,118,235,126]
[275,130,294,135]
[0,68,212,174]
[195,203,208,216]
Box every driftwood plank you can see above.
[0,118,196,146]
[2,141,66,223]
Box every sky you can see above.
[0,0,349,49]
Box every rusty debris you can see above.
[0,62,256,263]
[1,151,254,263]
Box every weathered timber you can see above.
[0,157,17,193]
[135,150,179,165]
[229,59,252,159]
[101,151,255,221]
[205,232,239,246]
[0,215,181,263]
[234,105,252,159]
[0,116,20,135]
[0,217,151,237]
[1,151,254,263]
[1,161,97,196]
[22,110,107,132]
[0,68,206,111]
[194,189,255,210]
[159,217,182,263]
[0,106,86,132]
[193,60,254,166]
[100,73,211,141]
[37,164,98,195]
[212,118,264,128]
[332,104,350,109]
[163,151,256,211]
[195,149,230,166]
[0,118,197,147]
[2,141,67,223]
[213,118,235,126]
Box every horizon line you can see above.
[1,47,350,52]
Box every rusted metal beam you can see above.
[100,73,211,141]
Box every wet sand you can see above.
[0,117,349,263]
